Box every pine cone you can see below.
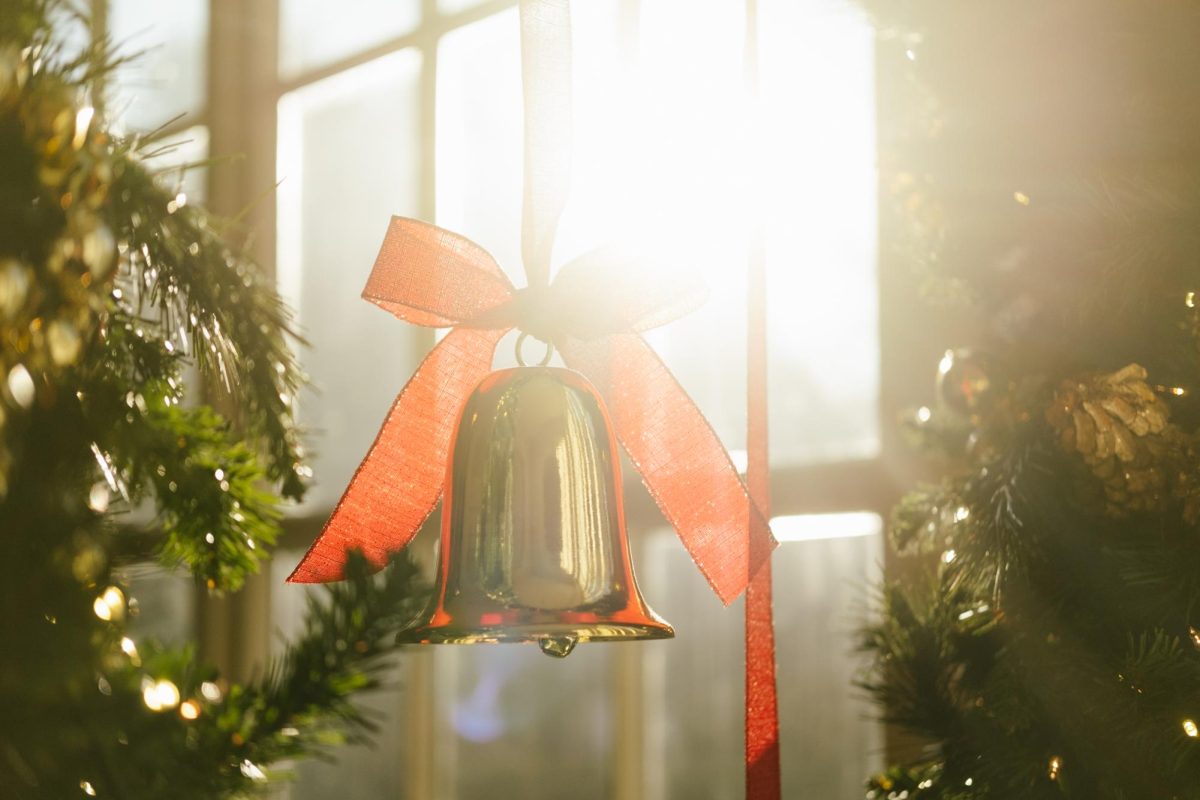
[1047,364,1193,518]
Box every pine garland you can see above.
[857,1,1200,797]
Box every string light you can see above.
[142,678,180,712]
[92,586,125,621]
[179,700,201,720]
[1184,719,1198,738]
[87,482,110,513]
[1013,191,1031,206]
[72,107,94,150]
[79,780,97,796]
[7,364,35,409]
[240,760,267,782]
[1048,755,1062,780]
[1187,291,1196,309]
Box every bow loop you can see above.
[363,216,515,327]
[553,247,710,336]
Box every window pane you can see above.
[279,0,421,79]
[432,646,615,799]
[640,515,884,798]
[277,50,425,512]
[142,125,210,205]
[108,0,208,132]
[123,563,195,646]
[271,551,414,800]
[631,0,878,466]
[437,0,495,15]
[761,0,878,465]
[436,8,523,277]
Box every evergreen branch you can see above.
[107,153,309,501]
[3,552,429,800]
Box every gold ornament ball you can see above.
[936,348,997,416]
[0,259,30,319]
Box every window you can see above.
[100,1,887,796]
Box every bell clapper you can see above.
[539,635,578,658]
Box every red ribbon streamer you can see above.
[288,216,776,606]
[744,0,781,795]
[745,175,781,800]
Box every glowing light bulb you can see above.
[143,679,180,711]
[179,700,200,720]
[1184,719,1198,738]
[73,107,95,150]
[240,760,267,781]
[93,586,125,621]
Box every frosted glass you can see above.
[108,0,207,132]
[280,0,421,78]
[276,50,424,512]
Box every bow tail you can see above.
[289,326,509,583]
[560,333,777,605]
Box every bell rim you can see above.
[396,620,675,646]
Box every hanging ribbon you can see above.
[743,0,782,796]
[288,0,776,606]
[739,0,787,796]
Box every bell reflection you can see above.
[398,367,673,657]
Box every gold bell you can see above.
[399,366,673,658]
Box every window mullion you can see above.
[196,0,280,686]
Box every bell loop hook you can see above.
[516,331,555,367]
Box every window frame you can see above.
[94,0,926,792]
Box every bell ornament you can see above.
[398,366,673,658]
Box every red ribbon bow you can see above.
[287,216,776,605]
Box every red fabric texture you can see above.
[288,216,776,605]
[745,171,781,795]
